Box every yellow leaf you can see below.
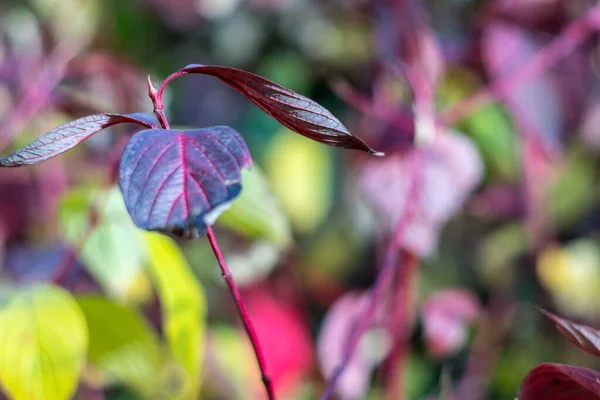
[0,285,88,400]
[145,233,207,399]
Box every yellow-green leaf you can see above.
[145,233,206,399]
[0,285,88,400]
[77,296,162,396]
[58,186,151,301]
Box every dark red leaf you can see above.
[519,363,600,399]
[0,113,158,167]
[540,309,600,359]
[118,126,252,238]
[179,64,383,156]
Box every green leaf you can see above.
[77,296,162,396]
[218,166,292,248]
[145,233,206,399]
[58,186,150,300]
[0,285,88,400]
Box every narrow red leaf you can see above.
[179,64,383,156]
[0,113,158,167]
[519,363,600,399]
[540,309,600,359]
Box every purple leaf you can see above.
[421,289,480,359]
[361,131,483,257]
[179,64,382,156]
[317,291,391,400]
[519,363,600,399]
[0,113,158,167]
[540,309,600,359]
[119,126,252,237]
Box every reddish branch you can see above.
[440,4,600,125]
[151,77,276,400]
[206,227,276,400]
[384,251,420,400]
[320,155,423,400]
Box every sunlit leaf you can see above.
[0,113,157,167]
[77,295,162,396]
[218,166,292,248]
[519,363,600,399]
[58,186,151,300]
[145,232,206,399]
[119,127,252,238]
[0,285,87,400]
[179,64,382,155]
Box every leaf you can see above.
[539,309,600,359]
[317,291,392,400]
[179,64,382,155]
[145,232,206,399]
[518,363,600,399]
[0,113,158,167]
[77,295,162,396]
[361,130,483,257]
[218,166,292,248]
[0,285,88,400]
[421,289,480,359]
[58,186,150,300]
[119,126,252,237]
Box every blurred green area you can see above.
[0,0,600,399]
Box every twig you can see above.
[320,154,423,400]
[206,227,276,400]
[440,4,600,126]
[384,251,420,400]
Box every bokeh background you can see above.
[1,0,600,399]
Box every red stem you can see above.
[320,155,422,400]
[206,227,276,400]
[440,4,600,125]
[384,251,419,400]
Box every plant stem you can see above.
[206,226,276,400]
[384,251,419,400]
[320,155,422,400]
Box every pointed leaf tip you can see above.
[540,308,600,359]
[178,64,381,155]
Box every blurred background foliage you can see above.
[1,0,600,399]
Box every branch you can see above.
[320,154,423,400]
[440,4,600,125]
[206,227,276,400]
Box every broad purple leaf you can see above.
[119,126,252,237]
[0,113,158,167]
[540,309,600,359]
[179,64,382,155]
[519,363,600,400]
[421,289,480,359]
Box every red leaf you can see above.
[519,363,600,399]
[540,309,600,359]
[0,113,158,167]
[179,64,382,155]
